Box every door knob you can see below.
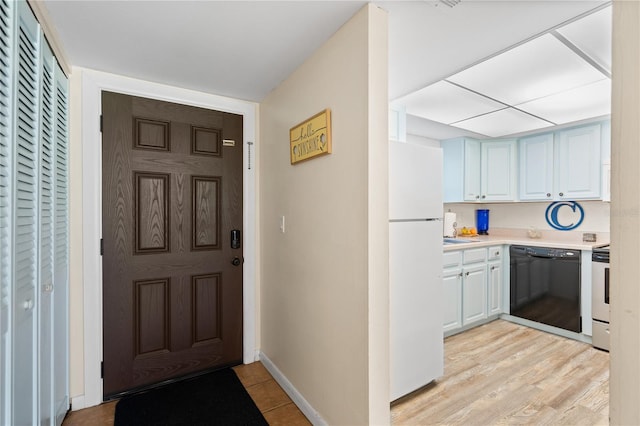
[231,257,242,266]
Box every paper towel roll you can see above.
[444,212,457,237]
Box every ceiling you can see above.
[394,4,611,139]
[41,0,611,139]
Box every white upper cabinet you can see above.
[555,124,602,199]
[519,133,554,200]
[519,123,603,201]
[443,138,517,202]
[480,140,517,201]
[445,121,606,203]
[442,138,466,203]
[389,105,407,142]
[463,139,481,201]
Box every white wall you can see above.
[407,133,440,148]
[258,4,389,425]
[444,201,610,234]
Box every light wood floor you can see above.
[62,363,310,425]
[392,319,610,425]
[63,320,609,425]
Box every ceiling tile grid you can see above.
[397,4,611,138]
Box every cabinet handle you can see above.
[23,299,34,311]
[475,195,480,199]
[465,272,470,276]
[481,195,486,199]
[491,266,496,271]
[494,251,500,256]
[458,273,463,278]
[559,192,564,197]
[546,193,551,197]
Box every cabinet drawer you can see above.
[487,246,502,261]
[463,248,487,264]
[443,251,462,269]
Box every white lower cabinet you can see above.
[487,246,503,316]
[443,251,463,333]
[462,263,487,325]
[443,246,504,335]
[443,268,463,333]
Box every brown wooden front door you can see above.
[101,92,244,398]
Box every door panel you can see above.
[13,3,39,422]
[102,92,243,398]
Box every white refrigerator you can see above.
[389,140,444,401]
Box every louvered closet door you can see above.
[13,2,40,425]
[0,0,12,421]
[52,62,69,425]
[0,1,69,424]
[39,40,55,426]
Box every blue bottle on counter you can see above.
[476,209,489,235]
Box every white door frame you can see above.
[77,68,258,409]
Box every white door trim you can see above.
[77,68,258,408]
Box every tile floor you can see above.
[62,362,310,425]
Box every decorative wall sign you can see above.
[290,109,332,164]
[545,201,585,231]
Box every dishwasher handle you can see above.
[527,251,554,259]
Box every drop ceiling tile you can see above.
[447,33,606,105]
[516,79,610,124]
[398,81,506,124]
[451,108,553,138]
[556,6,611,73]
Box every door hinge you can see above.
[100,115,103,133]
[100,238,104,256]
[101,361,104,379]
[247,141,254,170]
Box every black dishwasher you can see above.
[509,245,581,333]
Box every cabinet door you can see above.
[462,264,487,325]
[481,140,517,201]
[488,261,502,316]
[556,124,601,199]
[519,133,554,201]
[443,268,462,333]
[442,138,465,203]
[602,160,611,203]
[464,139,481,201]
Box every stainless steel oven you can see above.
[592,245,610,351]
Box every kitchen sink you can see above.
[443,238,480,245]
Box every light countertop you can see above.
[443,228,609,252]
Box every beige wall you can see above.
[258,4,389,425]
[610,1,640,423]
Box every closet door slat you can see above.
[39,40,55,425]
[0,0,13,421]
[53,61,69,425]
[12,2,39,425]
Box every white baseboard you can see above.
[70,395,87,411]
[258,352,327,426]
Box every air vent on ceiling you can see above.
[439,0,461,8]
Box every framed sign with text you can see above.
[289,109,331,165]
